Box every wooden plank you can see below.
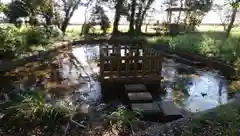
[131,102,161,113]
[103,75,163,81]
[159,101,182,116]
[128,92,152,101]
[125,84,147,92]
[102,56,162,60]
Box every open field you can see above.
[66,24,240,35]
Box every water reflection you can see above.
[61,45,229,113]
[59,45,101,105]
[161,61,228,113]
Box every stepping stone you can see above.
[125,84,147,92]
[159,101,182,116]
[131,102,161,113]
[128,92,152,101]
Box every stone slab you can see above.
[128,92,152,101]
[159,101,182,116]
[125,84,147,92]
[131,102,161,113]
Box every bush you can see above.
[169,34,202,53]
[0,25,22,51]
[23,26,50,45]
[0,25,63,59]
[2,91,70,126]
[169,33,240,63]
[0,25,23,58]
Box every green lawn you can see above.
[66,24,240,34]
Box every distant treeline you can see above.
[68,23,240,26]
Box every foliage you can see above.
[3,0,28,25]
[235,59,240,77]
[0,25,61,59]
[0,25,23,55]
[23,26,50,45]
[184,0,214,31]
[2,91,69,126]
[90,5,110,35]
[168,33,240,63]
[107,106,142,129]
[185,105,240,136]
[55,0,82,33]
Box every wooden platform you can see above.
[131,102,161,113]
[125,84,147,92]
[100,44,163,82]
[128,92,153,102]
[159,101,182,116]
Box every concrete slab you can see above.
[125,84,147,92]
[159,101,182,116]
[131,102,161,113]
[128,92,152,101]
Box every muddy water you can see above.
[61,45,229,113]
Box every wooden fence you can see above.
[100,44,163,81]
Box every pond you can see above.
[0,44,231,116]
[62,44,230,114]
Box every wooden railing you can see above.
[100,44,163,81]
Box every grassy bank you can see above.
[184,103,240,136]
[148,31,240,70]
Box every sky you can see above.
[1,0,225,24]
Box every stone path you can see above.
[125,84,183,119]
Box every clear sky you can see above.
[1,0,224,24]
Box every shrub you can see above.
[23,26,50,45]
[0,25,23,58]
[0,25,22,51]
[106,105,142,132]
[169,33,240,63]
[2,91,70,126]
[169,34,202,53]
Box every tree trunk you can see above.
[226,7,237,38]
[61,18,70,34]
[113,0,124,35]
[136,0,153,33]
[45,15,52,26]
[177,0,183,24]
[135,6,142,33]
[129,0,136,33]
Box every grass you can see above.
[184,104,240,136]
[148,31,240,64]
[66,24,240,34]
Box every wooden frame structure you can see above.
[100,44,163,82]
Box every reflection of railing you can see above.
[100,44,163,81]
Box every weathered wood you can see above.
[128,92,152,101]
[159,101,182,116]
[125,84,147,92]
[131,102,161,113]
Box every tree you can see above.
[135,0,155,33]
[163,0,178,23]
[214,0,239,37]
[184,0,213,31]
[0,2,6,12]
[4,0,50,26]
[4,0,29,25]
[40,0,55,25]
[112,0,125,35]
[90,5,110,35]
[55,0,82,33]
[129,0,137,33]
